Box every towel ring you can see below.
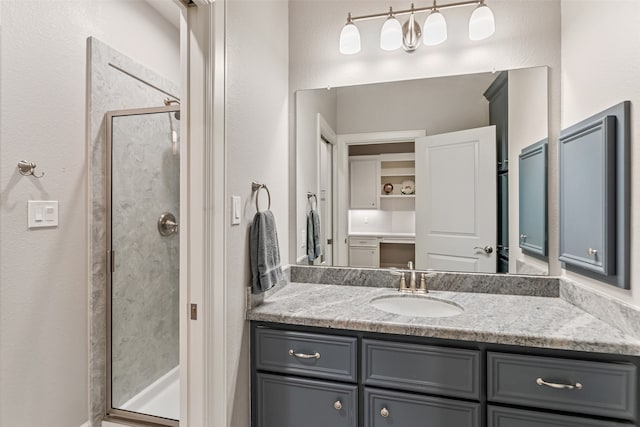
[251,181,271,212]
[307,192,318,209]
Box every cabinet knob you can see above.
[380,407,389,418]
[588,248,598,256]
[520,234,527,241]
[333,400,342,410]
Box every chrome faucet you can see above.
[407,261,416,292]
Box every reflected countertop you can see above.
[247,281,640,356]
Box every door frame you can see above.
[335,130,426,267]
[180,3,226,427]
[316,113,337,265]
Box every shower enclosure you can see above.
[106,105,180,426]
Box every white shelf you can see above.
[380,194,415,199]
[380,173,415,177]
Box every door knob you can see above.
[474,245,493,254]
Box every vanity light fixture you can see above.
[339,0,494,55]
[380,8,403,51]
[339,13,362,55]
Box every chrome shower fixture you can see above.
[339,0,495,55]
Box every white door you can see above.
[415,126,497,272]
[319,137,333,264]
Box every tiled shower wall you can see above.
[110,112,179,407]
[88,38,179,426]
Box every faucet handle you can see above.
[418,273,429,293]
[399,272,409,292]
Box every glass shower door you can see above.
[106,106,180,426]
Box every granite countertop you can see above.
[247,281,640,356]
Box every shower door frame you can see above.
[106,105,181,427]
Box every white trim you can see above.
[182,3,227,427]
[316,114,337,265]
[336,130,426,266]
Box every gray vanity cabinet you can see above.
[252,323,639,427]
[519,139,547,256]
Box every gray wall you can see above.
[110,111,180,407]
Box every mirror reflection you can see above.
[296,66,549,275]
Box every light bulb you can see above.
[339,19,361,55]
[469,3,495,41]
[423,10,447,46]
[380,15,402,51]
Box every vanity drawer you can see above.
[349,236,379,247]
[365,387,480,427]
[487,352,637,420]
[488,405,634,427]
[256,373,357,427]
[254,327,357,382]
[363,339,480,399]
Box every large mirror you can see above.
[295,66,549,275]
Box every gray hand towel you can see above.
[307,209,322,262]
[250,210,284,294]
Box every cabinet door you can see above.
[365,387,480,427]
[488,406,634,427]
[519,140,547,256]
[349,246,379,268]
[559,116,616,275]
[255,373,357,427]
[350,159,378,209]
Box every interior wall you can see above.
[226,0,290,424]
[289,0,562,268]
[335,73,495,134]
[0,1,179,426]
[560,0,640,308]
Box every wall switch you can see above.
[28,200,58,229]
[231,196,241,225]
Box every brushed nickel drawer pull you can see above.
[333,400,342,410]
[588,248,598,256]
[380,407,390,418]
[288,349,321,359]
[536,377,583,390]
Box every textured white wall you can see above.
[561,0,640,307]
[226,0,289,424]
[289,0,562,268]
[0,1,179,426]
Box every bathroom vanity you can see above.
[248,268,640,427]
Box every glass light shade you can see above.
[380,16,403,51]
[469,4,495,41]
[340,22,361,55]
[423,10,447,46]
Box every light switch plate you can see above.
[231,196,241,225]
[28,200,59,229]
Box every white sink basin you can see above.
[369,295,463,318]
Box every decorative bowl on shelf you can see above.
[383,183,394,194]
[400,180,415,195]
